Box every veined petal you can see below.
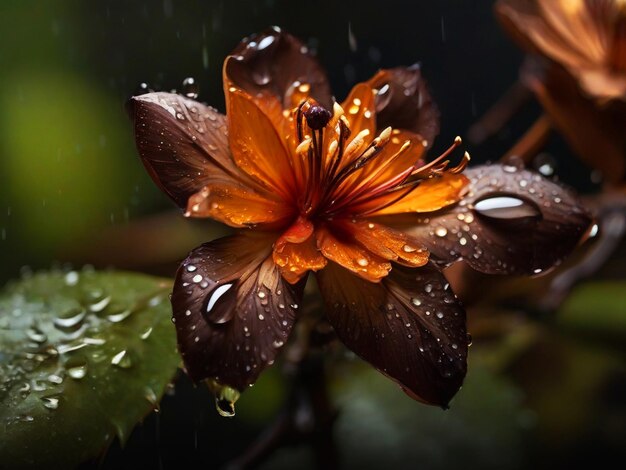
[223,27,333,112]
[401,164,592,275]
[226,89,297,200]
[185,184,292,228]
[340,82,377,139]
[316,262,468,408]
[345,220,429,267]
[353,173,469,216]
[367,66,440,147]
[128,92,246,209]
[522,61,626,181]
[274,234,327,284]
[316,226,391,282]
[496,0,598,69]
[171,233,304,391]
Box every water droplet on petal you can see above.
[435,227,448,237]
[473,195,541,221]
[203,283,236,324]
[181,77,199,99]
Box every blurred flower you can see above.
[128,28,591,410]
[496,0,626,183]
[497,0,626,102]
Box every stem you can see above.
[467,80,533,145]
[501,114,552,164]
[223,315,339,470]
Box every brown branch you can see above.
[501,113,552,164]
[222,314,339,470]
[467,81,533,145]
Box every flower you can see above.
[128,27,591,409]
[497,0,626,102]
[496,0,626,183]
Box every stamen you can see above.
[296,137,312,155]
[410,135,463,180]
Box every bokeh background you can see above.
[1,1,624,469]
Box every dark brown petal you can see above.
[522,60,626,182]
[128,92,251,209]
[366,66,440,148]
[224,27,333,110]
[399,163,592,275]
[171,233,305,391]
[316,262,467,408]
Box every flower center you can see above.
[290,99,469,224]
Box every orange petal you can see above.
[354,173,469,216]
[346,220,429,267]
[186,184,291,228]
[316,226,391,282]
[226,88,297,200]
[340,82,377,137]
[274,234,327,284]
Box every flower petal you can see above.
[316,226,391,282]
[185,183,292,228]
[353,173,469,216]
[226,89,297,199]
[340,82,377,137]
[345,219,429,267]
[274,235,327,284]
[171,233,305,390]
[496,0,599,70]
[401,164,593,275]
[522,60,626,182]
[128,92,245,209]
[316,262,468,408]
[367,66,440,148]
[224,27,332,111]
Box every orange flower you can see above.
[497,0,626,102]
[128,28,591,409]
[496,0,626,183]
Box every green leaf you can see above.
[558,281,626,338]
[0,269,179,469]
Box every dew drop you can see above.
[257,35,275,50]
[186,265,197,272]
[140,327,153,340]
[203,283,236,324]
[41,396,60,410]
[64,271,79,286]
[411,297,422,306]
[181,77,199,99]
[111,350,132,369]
[473,195,541,221]
[435,227,448,237]
[67,362,88,380]
[357,258,369,267]
[89,296,111,313]
[106,309,133,323]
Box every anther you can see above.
[304,103,332,130]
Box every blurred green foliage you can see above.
[0,269,179,469]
